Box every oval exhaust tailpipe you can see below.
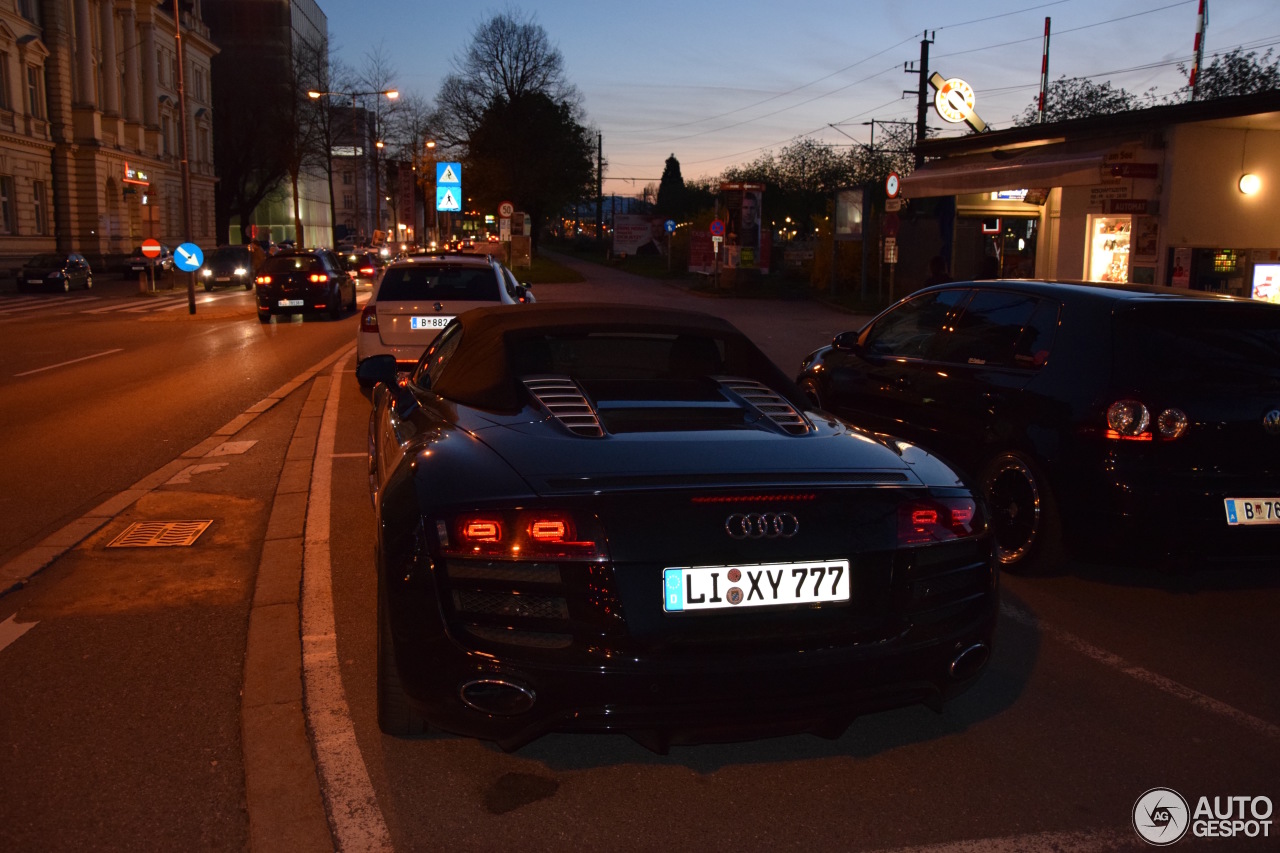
[949,643,990,680]
[460,679,536,716]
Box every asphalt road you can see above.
[0,259,1277,852]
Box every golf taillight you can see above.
[1105,399,1188,441]
[440,510,607,560]
[255,275,272,285]
[899,498,980,545]
[309,273,329,283]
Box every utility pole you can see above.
[596,133,603,244]
[903,31,934,168]
[173,0,195,314]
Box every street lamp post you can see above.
[307,88,398,244]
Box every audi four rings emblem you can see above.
[725,512,799,539]
[1264,409,1280,436]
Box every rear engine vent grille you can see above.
[524,376,605,437]
[717,378,811,435]
[453,589,570,621]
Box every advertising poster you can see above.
[1171,247,1192,288]
[613,214,665,256]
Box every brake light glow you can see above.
[898,498,980,544]
[441,510,608,560]
[309,273,329,283]
[529,519,568,541]
[256,275,272,285]
[462,519,502,542]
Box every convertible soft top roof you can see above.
[428,302,797,411]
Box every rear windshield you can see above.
[377,265,499,301]
[259,255,324,275]
[1114,302,1280,376]
[26,254,66,266]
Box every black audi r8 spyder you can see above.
[358,303,997,752]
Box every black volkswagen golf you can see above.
[799,279,1280,574]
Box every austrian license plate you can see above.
[26,279,41,286]
[1224,498,1280,526]
[216,276,231,282]
[278,299,304,307]
[663,559,850,612]
[410,315,454,330]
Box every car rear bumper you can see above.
[388,599,996,751]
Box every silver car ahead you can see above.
[356,252,534,382]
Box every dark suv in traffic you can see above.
[254,249,357,323]
[798,279,1280,574]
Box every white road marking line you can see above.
[302,348,392,853]
[1001,600,1280,742]
[14,348,124,377]
[0,614,38,654]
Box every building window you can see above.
[32,180,46,234]
[17,0,36,23]
[342,171,352,185]
[342,193,353,210]
[0,176,14,234]
[26,65,43,119]
[161,114,171,155]
[0,54,10,110]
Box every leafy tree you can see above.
[465,91,596,244]
[434,11,595,244]
[1171,47,1280,101]
[1015,76,1155,125]
[655,154,688,219]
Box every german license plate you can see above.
[411,315,453,330]
[663,559,850,612]
[1224,498,1280,525]
[278,299,304,307]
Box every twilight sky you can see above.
[319,0,1279,192]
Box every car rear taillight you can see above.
[309,273,329,283]
[898,498,980,545]
[1105,399,1188,441]
[359,266,376,276]
[438,510,608,561]
[360,305,379,333]
[255,275,272,285]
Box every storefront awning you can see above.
[901,148,1110,197]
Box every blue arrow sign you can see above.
[665,219,677,233]
[174,242,204,272]
[436,162,462,185]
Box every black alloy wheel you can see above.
[979,451,1063,575]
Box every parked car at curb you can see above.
[126,244,174,278]
[200,245,254,291]
[18,252,93,292]
[254,249,357,323]
[358,302,997,752]
[798,279,1280,575]
[356,252,534,382]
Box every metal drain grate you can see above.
[107,520,214,548]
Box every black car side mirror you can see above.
[356,354,399,387]
[832,331,861,352]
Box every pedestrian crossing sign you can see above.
[437,187,461,212]
[436,162,461,185]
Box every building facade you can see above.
[0,0,219,273]
[205,0,332,249]
[899,90,1280,299]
